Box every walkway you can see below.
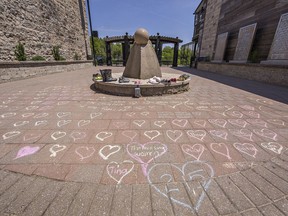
[0,66,288,216]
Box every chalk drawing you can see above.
[2,131,21,140]
[239,105,255,110]
[147,161,214,212]
[49,144,67,157]
[75,146,95,160]
[228,119,248,128]
[208,119,227,128]
[229,129,253,141]
[168,102,183,109]
[222,163,237,169]
[209,130,228,140]
[253,129,277,141]
[122,131,137,141]
[14,146,40,160]
[78,120,91,127]
[126,112,136,117]
[99,145,121,160]
[154,121,166,128]
[35,120,48,127]
[106,160,134,184]
[166,130,183,142]
[13,121,29,127]
[51,131,66,141]
[226,111,243,118]
[144,130,161,140]
[133,120,146,127]
[21,113,34,118]
[210,143,231,160]
[233,143,258,158]
[261,142,283,154]
[25,106,39,111]
[90,112,102,119]
[70,131,86,142]
[57,120,72,127]
[95,131,113,141]
[23,134,41,142]
[127,141,167,176]
[181,144,205,161]
[187,130,206,142]
[243,111,260,118]
[267,119,285,126]
[247,119,268,128]
[172,119,188,128]
[194,120,206,127]
[57,112,71,118]
[34,113,49,118]
[1,113,16,118]
[141,112,150,116]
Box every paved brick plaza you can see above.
[0,66,288,215]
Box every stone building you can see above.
[193,0,288,64]
[0,0,90,61]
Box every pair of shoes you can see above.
[100,69,117,82]
[92,73,102,81]
[160,79,171,85]
[119,76,130,83]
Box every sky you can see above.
[86,0,202,45]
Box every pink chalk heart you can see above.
[127,142,167,176]
[229,129,253,141]
[182,144,205,161]
[261,142,283,154]
[106,160,134,184]
[15,146,40,159]
[148,161,214,211]
[187,130,206,142]
[210,143,231,160]
[209,130,228,140]
[233,143,258,158]
[253,129,277,141]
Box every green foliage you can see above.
[111,43,122,60]
[31,55,46,61]
[73,53,81,60]
[162,46,173,64]
[179,47,192,66]
[14,42,27,61]
[52,46,61,61]
[91,37,106,63]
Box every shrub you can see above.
[14,42,27,61]
[52,45,61,61]
[31,55,46,61]
[74,53,81,60]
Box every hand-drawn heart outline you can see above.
[78,120,91,127]
[228,119,247,128]
[49,144,67,157]
[187,130,206,142]
[229,129,253,141]
[51,131,66,140]
[106,160,134,184]
[99,145,121,160]
[154,121,166,128]
[253,129,277,141]
[208,119,227,128]
[166,130,182,142]
[133,120,146,127]
[75,146,95,160]
[181,144,205,161]
[3,131,21,140]
[144,130,161,140]
[35,120,48,127]
[209,130,228,140]
[233,143,258,158]
[57,120,72,127]
[210,143,231,160]
[194,120,206,127]
[90,112,102,119]
[261,142,283,154]
[95,131,113,141]
[122,131,137,141]
[70,131,86,141]
[172,119,188,128]
[13,121,29,127]
[147,161,214,212]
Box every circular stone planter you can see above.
[93,72,190,96]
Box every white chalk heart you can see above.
[23,134,41,142]
[99,145,121,160]
[144,130,161,140]
[261,142,283,154]
[133,120,145,127]
[209,130,228,140]
[35,120,48,127]
[13,121,29,127]
[267,119,285,126]
[107,160,134,184]
[22,113,34,118]
[75,146,95,160]
[187,130,206,142]
[34,113,49,118]
[233,143,258,158]
[172,119,188,128]
[253,129,277,141]
[90,112,102,119]
[210,143,231,160]
[51,131,66,140]
[194,120,206,127]
[57,112,71,118]
[154,121,166,128]
[49,144,67,157]
[2,131,21,140]
[208,119,227,128]
[78,120,91,127]
[70,131,86,141]
[122,131,137,141]
[166,130,182,142]
[96,132,113,141]
[57,120,72,127]
[229,129,253,141]
[182,144,205,161]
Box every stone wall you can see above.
[197,62,288,87]
[0,61,92,83]
[0,0,90,62]
[199,0,223,59]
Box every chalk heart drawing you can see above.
[113,122,127,129]
[96,132,113,141]
[57,112,71,118]
[243,111,260,118]
[187,130,206,142]
[229,129,253,141]
[122,131,137,141]
[267,119,285,126]
[49,144,67,157]
[126,112,136,117]
[133,120,145,127]
[172,119,188,128]
[154,121,166,128]
[70,132,86,142]
[239,105,255,111]
[208,119,227,128]
[194,120,206,127]
[34,113,49,118]
[127,142,167,176]
[226,111,243,118]
[233,143,258,158]
[23,134,41,142]
[90,112,102,119]
[78,120,91,127]
[247,119,267,128]
[3,131,21,140]
[144,130,161,140]
[211,105,234,116]
[1,113,16,118]
[141,112,149,116]
[228,119,247,128]
[261,142,283,154]
[51,131,66,141]
[106,160,134,184]
[182,144,205,161]
[209,130,228,140]
[22,113,35,118]
[13,121,29,127]
[14,146,40,160]
[253,129,277,141]
[57,120,72,127]
[75,146,95,160]
[147,161,214,212]
[35,120,48,127]
[210,143,231,160]
[99,145,121,160]
[166,130,183,142]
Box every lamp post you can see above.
[87,0,97,66]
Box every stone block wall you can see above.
[198,62,288,87]
[0,0,90,61]
[199,0,223,59]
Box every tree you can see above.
[14,42,26,61]
[179,47,192,66]
[162,46,173,65]
[91,37,106,63]
[111,43,122,60]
